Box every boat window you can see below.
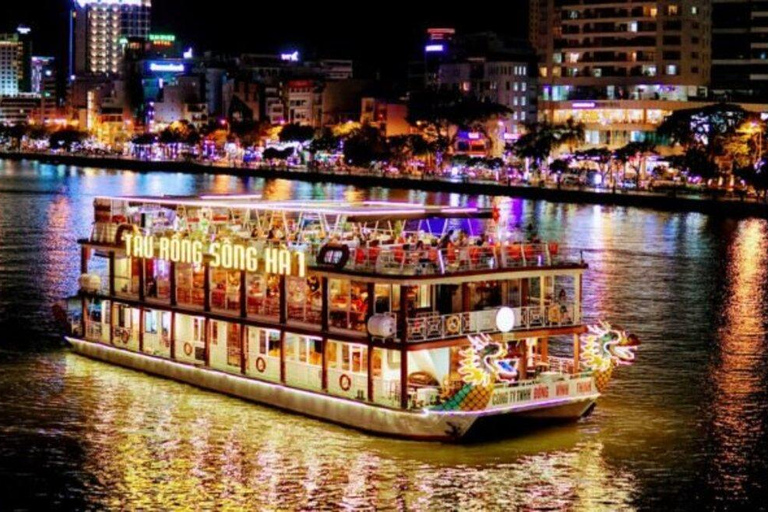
[371,348,402,408]
[528,277,542,306]
[258,329,281,356]
[284,333,322,365]
[327,341,368,374]
[145,310,158,334]
[246,273,280,318]
[287,274,322,324]
[506,279,522,307]
[210,268,241,313]
[403,285,431,313]
[374,284,390,313]
[114,256,139,296]
[374,285,401,312]
[144,259,171,301]
[329,279,369,331]
[469,281,502,310]
[176,263,205,308]
[116,304,132,327]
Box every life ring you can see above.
[339,374,352,392]
[445,315,462,335]
[183,342,193,357]
[255,356,266,373]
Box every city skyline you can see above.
[1,1,531,80]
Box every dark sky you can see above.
[1,1,529,79]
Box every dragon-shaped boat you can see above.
[60,195,638,441]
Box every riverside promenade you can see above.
[4,150,768,218]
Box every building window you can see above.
[665,64,679,75]
[667,5,678,15]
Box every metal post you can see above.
[399,285,409,409]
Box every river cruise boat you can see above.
[61,194,638,441]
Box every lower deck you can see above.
[67,336,600,441]
[73,297,596,416]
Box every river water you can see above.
[0,159,766,511]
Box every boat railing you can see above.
[406,304,577,342]
[87,219,582,277]
[340,243,580,276]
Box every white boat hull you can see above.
[67,337,599,442]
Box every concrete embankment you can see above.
[3,151,768,218]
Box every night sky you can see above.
[1,0,529,80]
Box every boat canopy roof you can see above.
[96,195,493,221]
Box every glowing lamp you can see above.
[496,307,516,333]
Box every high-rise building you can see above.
[531,0,711,148]
[31,56,58,123]
[70,0,152,76]
[408,28,456,91]
[0,27,33,96]
[31,56,56,96]
[437,33,538,147]
[711,0,768,100]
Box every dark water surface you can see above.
[0,159,766,511]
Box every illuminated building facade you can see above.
[0,27,32,96]
[0,94,41,125]
[434,32,537,152]
[409,28,456,90]
[530,0,711,148]
[285,80,322,125]
[222,52,354,127]
[360,97,410,137]
[71,0,152,76]
[711,0,768,100]
[31,57,58,123]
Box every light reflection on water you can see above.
[0,160,767,509]
[57,354,634,511]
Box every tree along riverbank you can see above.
[4,151,768,218]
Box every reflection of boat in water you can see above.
[61,194,638,441]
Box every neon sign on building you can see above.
[149,62,185,73]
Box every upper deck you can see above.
[85,194,586,280]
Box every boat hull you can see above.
[67,337,599,442]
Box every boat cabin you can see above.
[75,195,589,411]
